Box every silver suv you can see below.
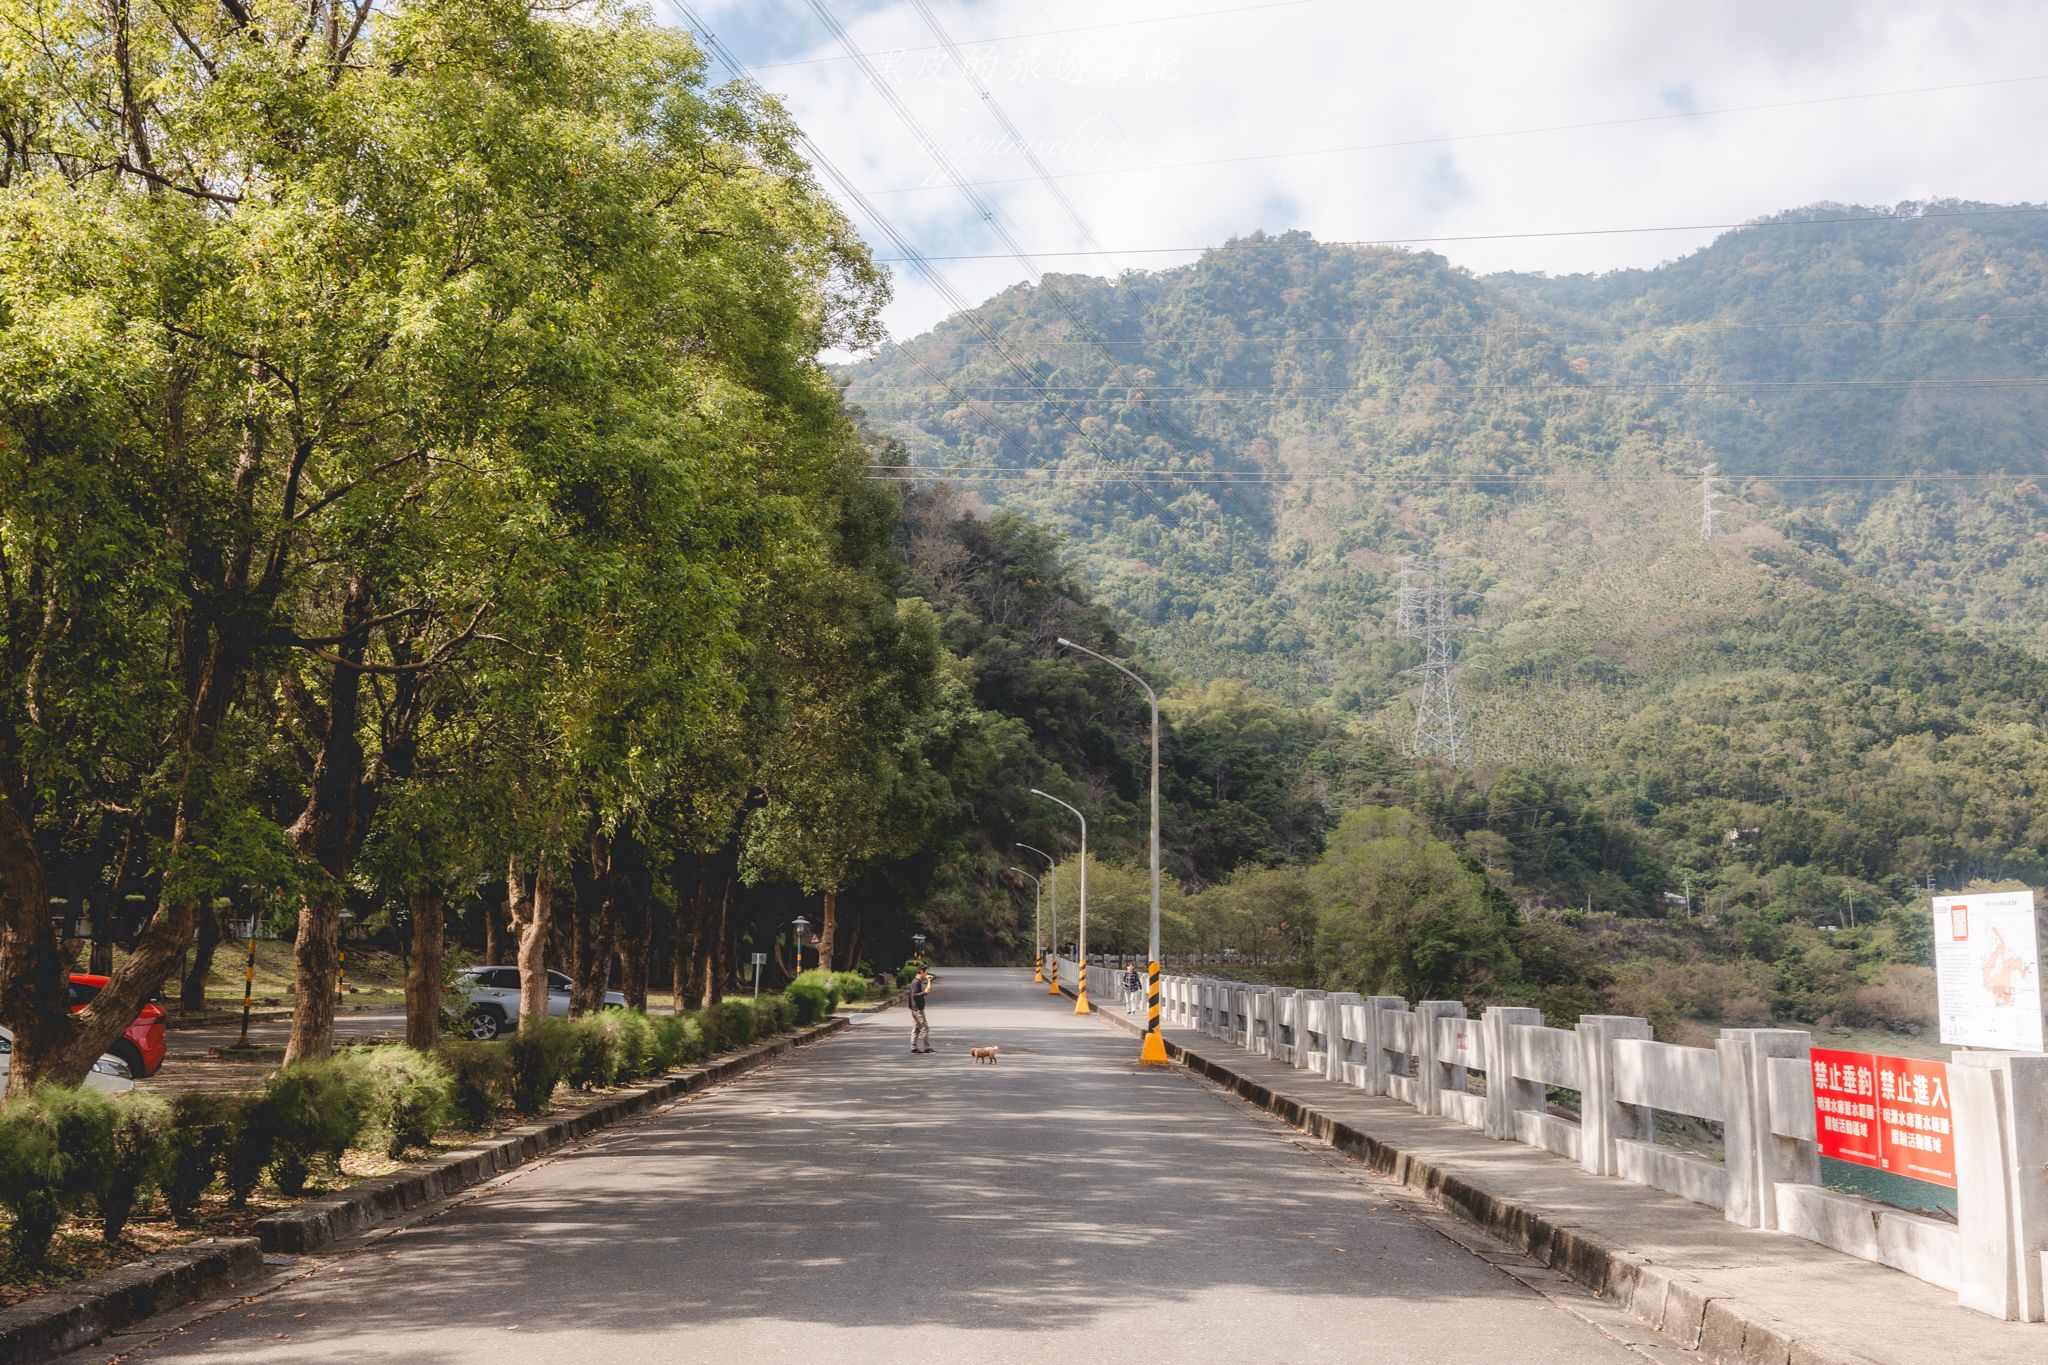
[458,966,625,1040]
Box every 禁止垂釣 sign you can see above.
[1809,1047,1955,1188]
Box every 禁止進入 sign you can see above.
[1931,890,2043,1052]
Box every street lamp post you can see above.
[1057,637,1167,1064]
[1007,867,1042,980]
[792,915,811,979]
[1030,788,1090,1014]
[911,932,927,969]
[1017,843,1058,995]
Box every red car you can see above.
[67,974,167,1078]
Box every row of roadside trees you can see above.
[0,0,967,1092]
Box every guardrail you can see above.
[1058,957,2048,1322]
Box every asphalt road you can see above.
[87,969,1639,1363]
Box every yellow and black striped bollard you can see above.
[1139,959,1168,1065]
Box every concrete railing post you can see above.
[1271,987,1296,1063]
[1413,1001,1465,1117]
[1250,988,1275,1056]
[1716,1028,1815,1230]
[1577,1014,1653,1177]
[1364,996,1408,1097]
[1951,1051,2048,1321]
[1297,989,1327,1073]
[1325,992,1364,1086]
[1483,1006,1545,1141]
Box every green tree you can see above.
[1309,807,1519,1002]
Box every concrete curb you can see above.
[254,1013,851,1252]
[1084,1003,1881,1365]
[0,1238,263,1365]
[0,1010,858,1363]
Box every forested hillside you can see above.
[840,204,2048,1034]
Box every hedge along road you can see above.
[72,969,1639,1364]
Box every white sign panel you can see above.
[1932,890,2044,1052]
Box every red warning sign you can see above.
[1809,1047,1954,1189]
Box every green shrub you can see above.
[262,1055,374,1197]
[751,994,792,1036]
[39,1085,119,1217]
[164,1091,231,1224]
[0,1099,63,1263]
[100,1094,171,1241]
[831,971,869,1004]
[706,998,755,1051]
[609,1010,656,1082]
[440,1042,510,1128]
[222,1095,275,1206]
[357,1047,456,1156]
[564,1014,624,1090]
[655,1013,709,1068]
[896,962,919,987]
[507,1019,574,1114]
[786,979,830,1026]
[791,969,842,1013]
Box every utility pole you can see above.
[1398,557,1467,765]
[1700,463,1723,541]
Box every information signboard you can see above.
[1932,889,2042,1052]
[1809,1047,1955,1189]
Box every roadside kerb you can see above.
[0,1000,890,1364]
[1070,990,2030,1365]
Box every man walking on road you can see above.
[1122,963,1143,1013]
[909,966,933,1053]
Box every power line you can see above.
[869,74,2048,197]
[854,375,2048,400]
[861,468,2044,487]
[872,203,2048,263]
[751,0,1323,70]
[863,310,2048,351]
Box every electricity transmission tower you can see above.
[1700,463,1723,540]
[1398,557,1467,765]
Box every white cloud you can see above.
[666,0,2048,344]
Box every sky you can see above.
[670,0,2048,348]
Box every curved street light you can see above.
[1016,842,1058,994]
[1030,788,1090,1014]
[1006,866,1042,981]
[1056,637,1167,1064]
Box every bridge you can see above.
[66,967,2043,1364]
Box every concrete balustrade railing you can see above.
[1048,961,2048,1323]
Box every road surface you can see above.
[85,969,1641,1362]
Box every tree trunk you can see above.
[180,898,221,1012]
[282,579,377,1066]
[818,888,837,975]
[671,854,702,1015]
[568,829,615,1015]
[510,852,554,1031]
[842,907,863,979]
[698,878,730,1007]
[285,886,341,1062]
[613,835,651,1012]
[404,888,445,1051]
[484,889,504,965]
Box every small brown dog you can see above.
[969,1045,1000,1065]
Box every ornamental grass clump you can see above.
[99,1093,171,1240]
[706,998,755,1052]
[831,971,869,1004]
[440,1041,511,1128]
[356,1046,456,1156]
[507,1019,574,1114]
[0,1098,63,1264]
[164,1091,231,1224]
[260,1055,376,1197]
[786,978,830,1025]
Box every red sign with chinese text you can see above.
[1810,1047,1881,1166]
[1874,1054,1957,1188]
[1809,1048,1955,1189]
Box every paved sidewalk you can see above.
[1086,1000,2041,1365]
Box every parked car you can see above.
[66,974,167,1077]
[457,967,626,1040]
[0,1026,135,1093]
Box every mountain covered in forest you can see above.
[841,201,2048,968]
